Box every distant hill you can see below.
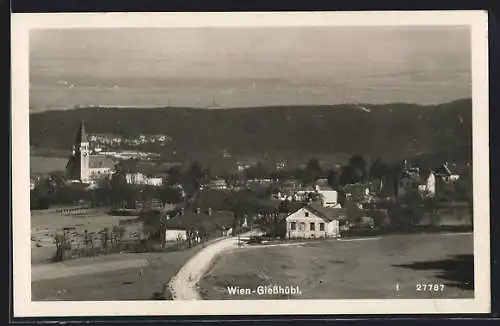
[29,99,473,167]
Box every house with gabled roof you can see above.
[284,202,348,239]
[397,165,436,198]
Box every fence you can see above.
[51,223,228,262]
[55,206,100,216]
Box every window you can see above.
[310,223,315,231]
[319,223,325,231]
[304,211,309,217]
[290,222,296,230]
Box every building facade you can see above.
[285,204,346,239]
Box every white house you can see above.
[314,185,341,208]
[126,172,147,185]
[126,172,163,187]
[164,229,187,242]
[417,171,436,197]
[146,177,163,186]
[208,179,228,190]
[285,203,347,239]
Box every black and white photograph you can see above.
[12,11,490,316]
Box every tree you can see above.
[166,166,182,185]
[48,170,67,188]
[298,158,323,185]
[182,161,206,196]
[382,163,403,198]
[423,195,440,227]
[244,162,268,180]
[306,158,321,172]
[326,169,339,189]
[369,158,388,181]
[348,154,367,181]
[110,168,134,208]
[158,185,184,205]
[339,165,364,186]
[31,178,53,209]
[397,190,424,229]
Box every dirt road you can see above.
[168,232,258,300]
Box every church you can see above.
[66,121,115,183]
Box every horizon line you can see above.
[29,98,472,113]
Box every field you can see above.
[31,208,138,264]
[199,233,474,300]
[31,245,207,301]
[31,205,224,301]
[30,156,68,174]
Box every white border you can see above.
[12,11,490,317]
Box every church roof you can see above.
[89,155,115,169]
[75,120,88,143]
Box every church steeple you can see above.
[75,120,88,144]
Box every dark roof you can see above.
[305,202,349,222]
[165,209,235,234]
[89,155,115,169]
[434,163,453,176]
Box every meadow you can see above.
[30,156,68,174]
[199,233,474,299]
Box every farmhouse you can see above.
[434,162,461,184]
[397,165,436,198]
[285,203,347,239]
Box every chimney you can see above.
[208,207,212,216]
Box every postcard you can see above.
[11,10,490,317]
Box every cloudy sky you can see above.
[29,26,472,110]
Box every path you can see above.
[168,231,258,300]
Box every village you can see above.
[30,120,473,266]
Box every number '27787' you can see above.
[416,283,445,292]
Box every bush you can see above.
[248,236,262,244]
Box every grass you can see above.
[31,209,139,264]
[30,156,68,174]
[31,242,210,301]
[199,232,474,300]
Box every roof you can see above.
[89,155,115,169]
[263,200,307,213]
[419,168,434,183]
[401,171,421,183]
[165,209,235,234]
[75,120,88,143]
[304,202,348,222]
[434,163,453,176]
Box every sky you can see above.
[29,26,472,110]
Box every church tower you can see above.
[67,120,91,183]
[77,121,90,182]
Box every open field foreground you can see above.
[199,233,474,300]
[31,243,211,301]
